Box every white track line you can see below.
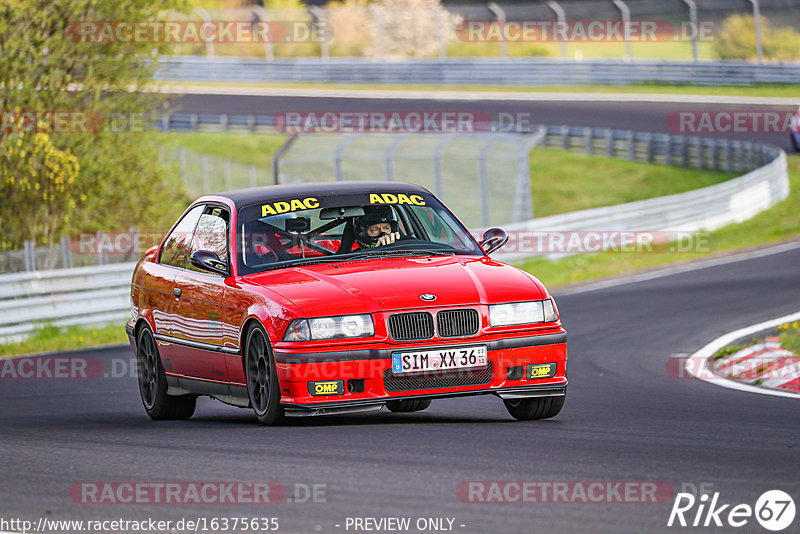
[156,84,800,106]
[685,311,800,399]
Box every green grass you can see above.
[163,132,736,219]
[530,149,735,217]
[446,40,716,61]
[0,323,129,358]
[161,132,289,168]
[517,155,800,288]
[779,321,800,354]
[159,81,800,99]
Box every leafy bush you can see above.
[0,0,189,250]
[713,14,800,61]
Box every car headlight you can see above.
[283,314,374,341]
[489,299,558,326]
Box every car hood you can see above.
[243,255,547,316]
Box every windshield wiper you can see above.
[259,255,343,270]
[346,249,456,260]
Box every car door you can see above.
[153,204,206,374]
[170,205,232,381]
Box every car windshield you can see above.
[236,190,483,274]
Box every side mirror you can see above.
[479,228,508,255]
[190,250,229,276]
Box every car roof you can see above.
[210,181,433,209]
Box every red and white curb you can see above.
[685,311,800,399]
[712,338,800,393]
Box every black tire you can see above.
[386,399,432,413]
[136,326,196,420]
[244,324,285,425]
[503,396,564,421]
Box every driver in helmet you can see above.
[354,205,402,248]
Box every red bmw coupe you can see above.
[126,181,567,425]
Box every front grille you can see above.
[388,312,434,341]
[383,363,493,392]
[437,309,480,338]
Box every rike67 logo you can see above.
[668,489,795,531]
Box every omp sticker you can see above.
[261,197,319,216]
[527,363,557,380]
[369,193,426,206]
[308,380,344,396]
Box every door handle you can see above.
[173,287,181,298]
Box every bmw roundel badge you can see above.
[420,294,437,301]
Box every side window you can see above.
[160,205,205,269]
[187,206,230,273]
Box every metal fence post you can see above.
[665,135,673,166]
[61,236,72,269]
[611,0,633,61]
[643,132,653,163]
[749,0,763,64]
[626,130,635,161]
[334,134,358,181]
[479,137,501,227]
[252,6,275,61]
[711,139,720,170]
[308,6,330,60]
[583,127,593,154]
[547,1,568,60]
[488,3,507,58]
[23,240,35,272]
[515,129,545,222]
[605,129,614,156]
[724,139,733,172]
[682,0,699,63]
[194,7,214,58]
[271,134,299,184]
[433,135,456,199]
[680,136,689,168]
[693,137,703,168]
[560,125,570,150]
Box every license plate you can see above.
[391,346,488,374]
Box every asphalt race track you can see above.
[170,93,797,152]
[1,93,799,534]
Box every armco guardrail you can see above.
[493,149,788,262]
[155,56,800,86]
[0,126,788,342]
[0,263,135,343]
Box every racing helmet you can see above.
[354,205,399,248]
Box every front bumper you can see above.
[274,331,567,416]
